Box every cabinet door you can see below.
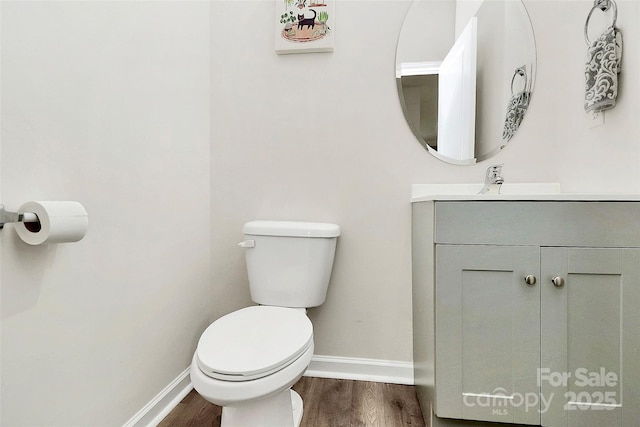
[435,245,540,424]
[541,248,640,427]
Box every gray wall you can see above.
[1,0,639,425]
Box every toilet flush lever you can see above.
[238,239,255,248]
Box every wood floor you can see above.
[158,377,426,427]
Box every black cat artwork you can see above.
[297,9,316,30]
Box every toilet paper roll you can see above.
[15,201,88,245]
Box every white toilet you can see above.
[190,220,340,427]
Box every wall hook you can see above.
[595,0,612,12]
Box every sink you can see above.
[411,183,640,202]
[411,183,562,201]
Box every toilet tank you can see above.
[242,221,340,308]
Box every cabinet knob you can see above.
[524,275,537,286]
[551,276,565,288]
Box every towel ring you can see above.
[510,66,527,95]
[585,0,617,45]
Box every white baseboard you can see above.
[123,356,414,427]
[304,355,414,385]
[122,367,193,427]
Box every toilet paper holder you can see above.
[0,204,38,230]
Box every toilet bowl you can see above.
[190,306,314,426]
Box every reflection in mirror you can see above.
[396,0,536,165]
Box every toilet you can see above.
[190,220,340,427]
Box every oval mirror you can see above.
[396,0,536,165]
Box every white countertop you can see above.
[411,183,640,202]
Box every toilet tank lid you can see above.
[243,220,340,238]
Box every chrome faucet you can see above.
[478,164,504,194]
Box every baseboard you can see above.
[304,355,414,385]
[123,356,414,427]
[122,367,193,427]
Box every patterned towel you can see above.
[584,25,623,113]
[503,66,531,142]
[502,91,531,142]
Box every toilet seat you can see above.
[196,306,313,382]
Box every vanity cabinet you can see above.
[412,201,640,427]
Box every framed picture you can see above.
[275,0,334,54]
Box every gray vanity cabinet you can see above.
[435,244,541,425]
[412,201,640,427]
[540,247,639,427]
[435,245,540,425]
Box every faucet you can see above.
[478,164,504,194]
